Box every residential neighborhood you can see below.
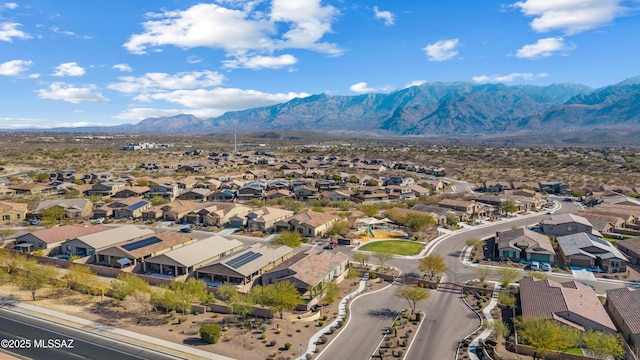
[1,141,640,360]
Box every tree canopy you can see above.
[419,254,447,281]
[271,230,302,248]
[264,281,300,319]
[396,285,430,316]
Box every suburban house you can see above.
[539,181,570,195]
[276,210,339,237]
[556,232,628,272]
[352,187,389,204]
[61,225,155,258]
[161,200,210,223]
[409,205,454,226]
[321,190,351,202]
[207,189,236,202]
[194,244,294,291]
[7,183,56,196]
[93,197,151,220]
[113,186,150,198]
[0,201,28,223]
[384,176,415,187]
[606,287,640,347]
[261,249,349,299]
[496,227,555,264]
[386,186,417,201]
[112,198,152,219]
[0,188,17,198]
[264,189,293,201]
[293,185,320,201]
[183,203,251,227]
[236,183,265,202]
[519,277,616,333]
[615,237,640,266]
[33,198,93,219]
[176,188,213,202]
[86,181,126,197]
[141,206,164,222]
[483,181,512,193]
[575,212,625,234]
[438,199,486,220]
[143,235,244,278]
[148,183,180,200]
[14,224,109,254]
[246,207,295,233]
[540,214,596,237]
[95,231,197,268]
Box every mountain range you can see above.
[47,76,640,137]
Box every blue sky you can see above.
[0,0,639,129]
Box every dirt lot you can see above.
[0,277,390,360]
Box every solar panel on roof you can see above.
[127,201,149,211]
[591,235,611,247]
[122,236,162,251]
[226,251,262,269]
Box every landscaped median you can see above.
[357,240,425,256]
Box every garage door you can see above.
[571,258,592,268]
[530,254,550,263]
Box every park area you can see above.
[358,240,425,256]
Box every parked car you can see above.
[179,227,192,233]
[541,262,551,271]
[30,219,40,225]
[324,241,338,249]
[530,261,540,271]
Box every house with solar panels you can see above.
[557,232,628,273]
[195,244,294,291]
[95,231,197,268]
[61,225,155,258]
[142,235,244,278]
[112,198,152,219]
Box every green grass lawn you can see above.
[358,240,425,256]
[564,348,583,355]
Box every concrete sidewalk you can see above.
[0,297,232,360]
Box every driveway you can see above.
[317,283,407,360]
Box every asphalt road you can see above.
[317,284,407,360]
[0,308,182,360]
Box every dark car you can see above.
[179,227,192,233]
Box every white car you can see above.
[530,261,540,271]
[541,263,552,271]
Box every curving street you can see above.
[326,197,632,360]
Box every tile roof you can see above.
[288,210,339,228]
[542,213,593,227]
[557,232,628,262]
[287,249,349,286]
[109,231,195,259]
[18,224,109,244]
[519,277,616,332]
[497,228,555,255]
[606,287,640,334]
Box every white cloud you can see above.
[131,88,309,115]
[349,82,376,93]
[0,59,32,76]
[472,72,549,83]
[404,80,427,88]
[108,70,226,93]
[36,82,109,104]
[423,38,459,61]
[0,22,31,42]
[222,54,297,69]
[3,3,18,9]
[112,63,133,72]
[515,37,574,58]
[186,55,202,64]
[52,62,85,77]
[28,73,40,79]
[373,6,395,26]
[124,1,342,65]
[512,0,630,34]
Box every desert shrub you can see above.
[200,323,222,344]
[284,343,292,350]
